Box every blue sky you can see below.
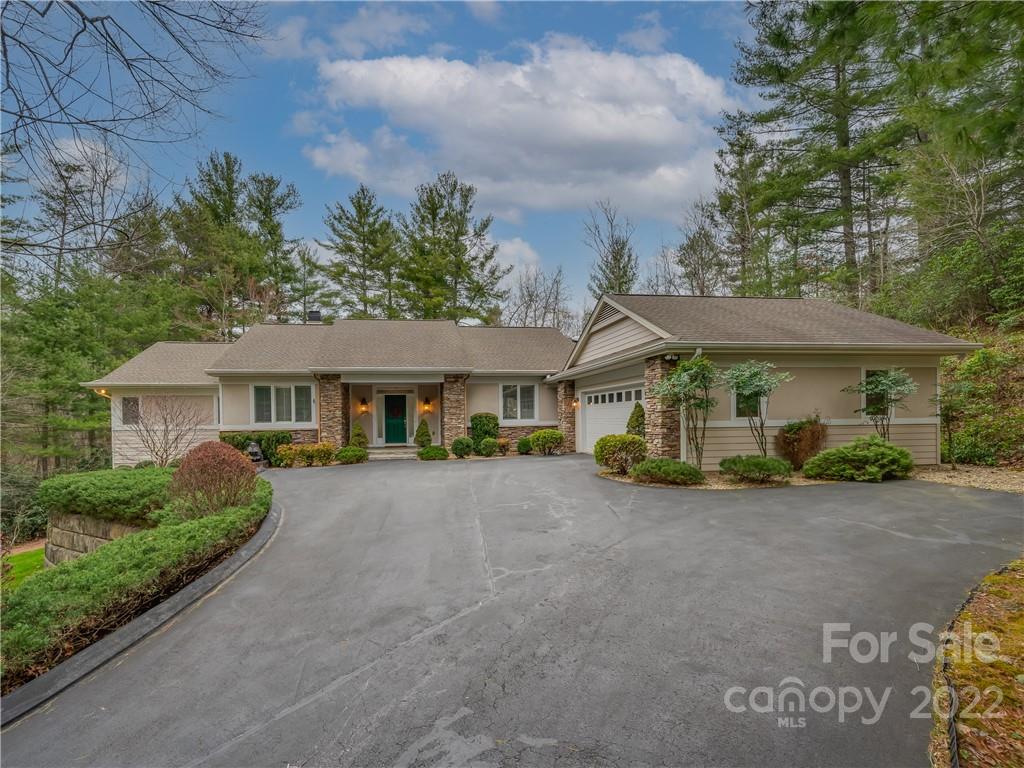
[158,2,753,306]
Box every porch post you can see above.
[442,374,467,448]
[556,380,577,452]
[644,356,680,459]
[315,374,350,447]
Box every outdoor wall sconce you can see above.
[572,397,580,409]
[359,397,369,414]
[422,397,433,413]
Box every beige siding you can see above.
[575,316,659,365]
[539,384,558,422]
[903,367,938,418]
[221,381,250,425]
[769,368,862,420]
[464,378,557,426]
[467,382,499,417]
[697,423,938,471]
[113,428,220,467]
[417,383,441,443]
[351,383,373,440]
[574,363,645,391]
[218,376,318,430]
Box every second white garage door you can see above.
[580,384,644,453]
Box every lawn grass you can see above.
[3,548,45,592]
[929,559,1024,767]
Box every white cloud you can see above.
[466,1,502,25]
[617,11,671,54]
[305,35,737,220]
[264,7,430,60]
[496,237,541,273]
[287,110,324,136]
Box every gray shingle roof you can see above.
[457,326,575,371]
[607,294,975,347]
[83,342,229,387]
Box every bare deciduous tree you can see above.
[502,265,583,337]
[676,198,725,296]
[127,396,207,467]
[584,199,638,301]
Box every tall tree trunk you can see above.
[835,63,858,303]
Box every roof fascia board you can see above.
[601,296,674,339]
[561,295,673,371]
[82,382,218,388]
[206,369,313,376]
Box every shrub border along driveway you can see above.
[0,501,282,726]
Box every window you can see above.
[122,397,140,426]
[294,386,312,422]
[616,391,623,402]
[625,390,632,402]
[501,384,538,422]
[275,387,292,422]
[635,389,642,400]
[254,384,313,424]
[864,370,886,414]
[254,386,273,423]
[736,392,760,419]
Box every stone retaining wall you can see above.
[45,513,145,567]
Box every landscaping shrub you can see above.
[628,458,704,485]
[350,423,370,449]
[496,438,511,456]
[451,436,474,458]
[803,435,913,482]
[516,436,532,455]
[470,412,499,452]
[719,455,792,483]
[335,446,369,465]
[36,467,173,527]
[626,402,645,436]
[169,441,258,517]
[593,434,647,474]
[478,437,499,457]
[133,460,155,469]
[414,418,432,448]
[1,480,272,693]
[529,429,565,456]
[220,431,292,467]
[774,415,828,469]
[418,445,449,461]
[276,442,337,467]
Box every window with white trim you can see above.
[501,384,537,422]
[735,392,760,419]
[254,384,314,425]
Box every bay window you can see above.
[253,384,314,424]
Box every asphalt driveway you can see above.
[3,456,1021,767]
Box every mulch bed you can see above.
[913,465,1024,495]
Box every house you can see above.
[84,295,980,468]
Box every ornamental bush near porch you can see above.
[469,412,499,452]
[478,437,499,457]
[629,458,704,485]
[594,434,646,474]
[335,446,369,465]
[417,445,449,460]
[451,436,474,458]
[529,429,564,455]
[719,455,792,483]
[37,467,173,527]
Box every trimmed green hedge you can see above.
[418,445,449,460]
[803,435,913,482]
[516,437,532,455]
[220,431,292,467]
[719,455,792,483]
[335,446,369,465]
[36,467,174,527]
[629,458,704,485]
[451,436,474,458]
[470,412,499,452]
[2,480,272,690]
[529,429,564,455]
[594,434,647,474]
[478,437,499,457]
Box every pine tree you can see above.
[585,200,638,300]
[320,184,397,318]
[399,172,509,322]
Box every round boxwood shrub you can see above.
[629,458,704,485]
[169,441,258,517]
[470,412,499,452]
[451,436,474,458]
[478,437,499,457]
[719,455,792,483]
[516,436,532,455]
[414,418,432,448]
[802,435,913,482]
[418,445,449,461]
[350,423,370,449]
[335,446,369,465]
[529,429,564,456]
[594,434,647,474]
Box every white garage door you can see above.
[580,384,644,453]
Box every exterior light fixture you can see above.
[359,397,369,414]
[572,397,580,409]
[423,397,433,413]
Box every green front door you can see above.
[384,395,407,444]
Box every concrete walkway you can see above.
[2,456,1021,767]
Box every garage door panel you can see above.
[581,383,643,453]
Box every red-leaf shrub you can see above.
[169,441,258,517]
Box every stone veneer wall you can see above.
[442,374,468,448]
[556,380,577,453]
[496,425,535,452]
[45,513,144,567]
[315,374,350,447]
[644,356,681,459]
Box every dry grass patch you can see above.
[914,466,1024,495]
[929,560,1024,768]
